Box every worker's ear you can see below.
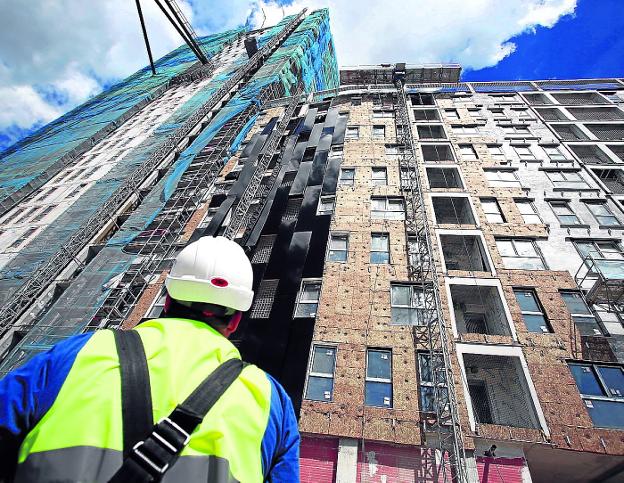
[223,311,242,337]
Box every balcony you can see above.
[575,256,624,306]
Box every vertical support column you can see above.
[336,438,359,483]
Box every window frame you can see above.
[459,144,478,160]
[546,170,590,189]
[294,279,322,318]
[584,201,620,226]
[496,238,547,270]
[513,288,553,333]
[513,144,537,160]
[317,195,336,215]
[365,348,393,408]
[305,344,338,402]
[345,126,360,140]
[372,125,386,138]
[515,199,542,224]
[338,167,356,187]
[480,198,506,223]
[371,167,388,186]
[418,351,447,413]
[549,200,583,226]
[370,232,390,264]
[560,290,602,336]
[568,362,624,429]
[371,196,405,220]
[390,283,428,325]
[327,232,349,263]
[484,169,522,188]
[543,145,568,161]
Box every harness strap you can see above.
[113,329,153,458]
[109,334,245,483]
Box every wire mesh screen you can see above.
[462,354,540,429]
[249,279,279,318]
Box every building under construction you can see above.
[1,7,624,482]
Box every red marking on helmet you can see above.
[211,277,229,287]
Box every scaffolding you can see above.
[575,254,624,312]
[0,10,311,341]
[393,66,468,482]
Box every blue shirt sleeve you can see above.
[0,332,93,437]
[260,373,300,482]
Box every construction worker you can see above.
[0,236,300,482]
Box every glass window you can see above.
[418,352,447,413]
[329,145,343,159]
[575,241,624,261]
[514,145,536,160]
[413,109,440,121]
[391,284,428,325]
[345,126,359,139]
[371,233,390,264]
[484,170,521,188]
[513,289,552,333]
[502,124,530,134]
[452,125,478,135]
[496,239,546,270]
[515,199,541,224]
[295,280,322,318]
[459,144,478,160]
[7,227,38,250]
[489,108,505,119]
[488,145,505,160]
[371,167,388,186]
[585,202,620,226]
[546,170,589,189]
[371,197,405,220]
[544,145,567,161]
[365,349,392,407]
[481,198,505,223]
[339,168,355,186]
[549,201,582,225]
[444,109,459,120]
[317,195,335,215]
[372,125,385,138]
[560,291,602,336]
[426,167,463,189]
[305,345,337,401]
[373,110,394,118]
[417,125,446,139]
[568,362,624,429]
[328,233,348,262]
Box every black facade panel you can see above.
[290,161,313,196]
[321,159,341,195]
[308,151,329,186]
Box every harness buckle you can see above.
[130,417,191,476]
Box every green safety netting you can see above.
[0,10,339,370]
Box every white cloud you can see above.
[0,0,577,147]
[0,0,188,134]
[243,0,576,68]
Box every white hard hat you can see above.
[165,236,254,312]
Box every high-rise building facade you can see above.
[1,10,624,483]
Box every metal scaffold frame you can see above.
[223,89,304,240]
[0,9,308,337]
[393,75,468,482]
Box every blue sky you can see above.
[463,0,624,81]
[0,0,622,152]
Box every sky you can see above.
[0,0,622,152]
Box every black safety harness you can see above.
[108,329,245,482]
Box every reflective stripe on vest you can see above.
[17,318,272,482]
